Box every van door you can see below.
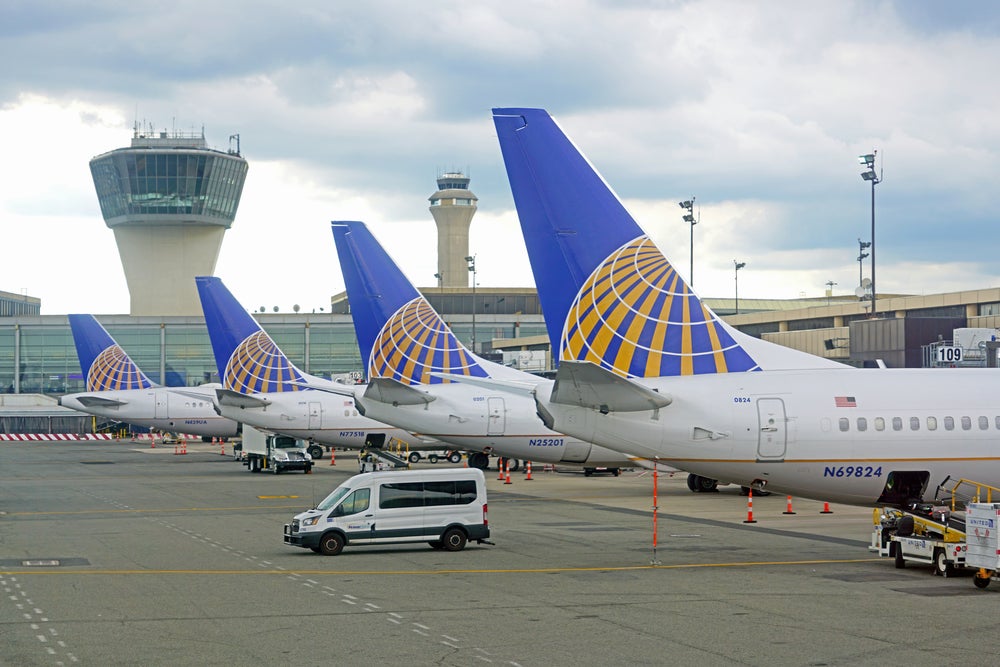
[332,487,375,544]
[308,402,322,430]
[487,397,506,436]
[756,398,787,462]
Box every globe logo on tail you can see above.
[87,345,153,391]
[224,331,304,393]
[561,236,758,377]
[369,298,487,385]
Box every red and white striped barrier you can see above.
[0,433,117,441]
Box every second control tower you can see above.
[428,172,478,288]
[89,126,249,316]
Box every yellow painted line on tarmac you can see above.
[5,505,304,516]
[257,495,300,499]
[0,558,878,577]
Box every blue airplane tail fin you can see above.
[68,314,155,391]
[195,277,305,393]
[493,108,839,377]
[331,220,488,384]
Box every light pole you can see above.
[465,255,477,352]
[679,198,696,285]
[858,151,881,317]
[734,260,746,314]
[857,238,870,293]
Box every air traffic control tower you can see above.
[89,127,248,316]
[429,172,478,288]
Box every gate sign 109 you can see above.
[936,346,963,364]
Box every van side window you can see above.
[425,480,478,506]
[339,488,370,515]
[380,482,425,509]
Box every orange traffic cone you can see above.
[820,501,833,514]
[498,459,505,480]
[525,460,533,480]
[782,495,796,515]
[743,489,757,523]
[329,448,336,466]
[504,461,512,485]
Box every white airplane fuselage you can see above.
[59,386,239,437]
[355,383,641,468]
[534,367,1000,506]
[214,390,432,450]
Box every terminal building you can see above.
[2,133,1000,431]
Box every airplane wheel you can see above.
[508,459,520,472]
[468,452,489,470]
[687,474,699,492]
[695,476,718,492]
[307,444,324,459]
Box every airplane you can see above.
[59,314,240,439]
[488,106,1000,507]
[195,275,442,459]
[329,219,653,473]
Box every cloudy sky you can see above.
[2,1,999,315]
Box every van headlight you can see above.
[301,516,321,527]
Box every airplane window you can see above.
[927,416,937,431]
[856,417,867,432]
[944,416,954,430]
[962,416,972,430]
[909,417,920,431]
[995,416,1000,430]
[838,417,849,432]
[344,410,350,417]
[874,417,885,431]
[892,417,902,431]
[979,416,989,430]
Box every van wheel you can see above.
[319,532,345,556]
[441,528,467,552]
[448,452,462,464]
[428,540,444,550]
[408,452,421,463]
[428,454,439,464]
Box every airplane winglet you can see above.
[550,361,672,413]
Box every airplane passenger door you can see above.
[487,397,506,436]
[308,402,321,430]
[756,398,787,461]
[154,392,167,419]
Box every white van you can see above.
[283,468,490,555]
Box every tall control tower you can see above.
[89,126,249,316]
[428,172,478,288]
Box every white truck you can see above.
[241,425,313,474]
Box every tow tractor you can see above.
[872,478,1000,587]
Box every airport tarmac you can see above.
[2,438,998,666]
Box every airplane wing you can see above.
[169,388,218,401]
[75,395,128,408]
[286,380,357,398]
[363,378,436,406]
[215,388,272,409]
[550,361,672,413]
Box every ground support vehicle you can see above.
[965,502,1000,589]
[283,468,491,556]
[871,478,1000,580]
[359,448,408,473]
[242,426,313,474]
[407,449,463,465]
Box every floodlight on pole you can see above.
[465,255,477,351]
[734,260,746,314]
[858,150,882,318]
[679,198,697,285]
[857,238,871,295]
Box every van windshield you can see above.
[317,486,351,511]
